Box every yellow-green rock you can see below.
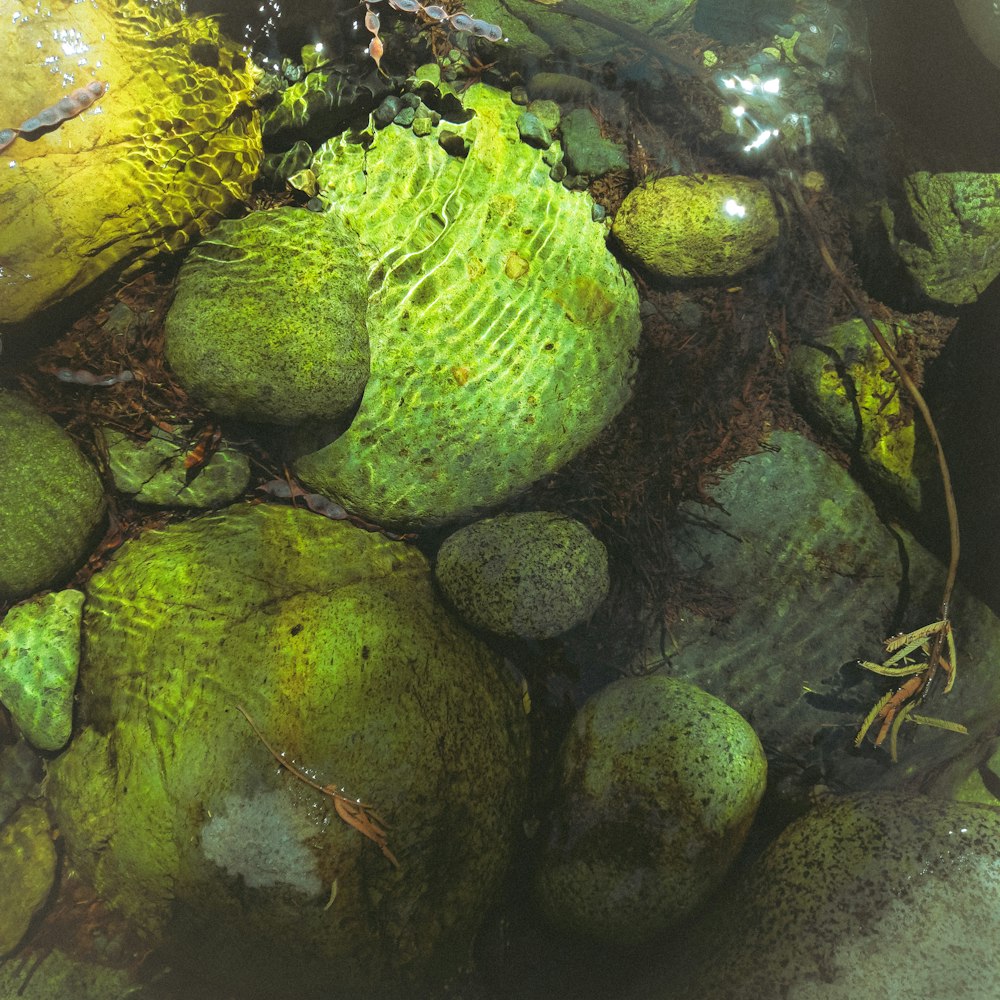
[47,503,529,997]
[297,83,640,529]
[164,208,370,425]
[0,0,261,329]
[435,511,609,639]
[0,805,57,957]
[612,174,780,279]
[0,590,84,751]
[788,318,928,512]
[533,675,766,945]
[0,392,105,600]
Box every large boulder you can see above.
[47,503,530,998]
[0,0,261,331]
[0,391,105,600]
[658,792,1000,1000]
[295,83,641,530]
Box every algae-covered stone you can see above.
[788,318,928,511]
[881,171,1000,305]
[0,0,261,330]
[560,108,628,177]
[534,675,766,946]
[0,392,105,600]
[670,792,1000,1000]
[435,512,609,639]
[103,427,250,507]
[47,504,529,998]
[0,590,83,751]
[0,805,57,957]
[297,83,640,529]
[612,174,780,279]
[164,208,370,425]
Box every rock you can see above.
[0,392,105,600]
[516,111,552,149]
[788,318,929,512]
[435,512,610,639]
[0,805,57,958]
[0,0,261,331]
[560,108,628,177]
[0,590,83,752]
[533,676,766,946]
[612,175,780,280]
[0,742,44,827]
[955,0,1000,72]
[103,427,250,508]
[296,83,640,529]
[164,208,370,426]
[664,792,1000,1000]
[47,503,530,998]
[646,430,1000,803]
[882,171,1000,305]
[472,0,696,63]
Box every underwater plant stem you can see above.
[785,178,960,682]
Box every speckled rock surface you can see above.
[882,171,1000,305]
[788,318,928,512]
[47,503,529,998]
[0,590,84,751]
[435,512,610,639]
[0,392,105,600]
[296,83,641,529]
[533,675,766,946]
[0,0,261,331]
[0,805,57,957]
[164,208,370,425]
[646,430,1000,805]
[612,174,780,279]
[651,792,1000,1000]
[103,427,250,507]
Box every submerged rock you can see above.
[297,83,640,529]
[0,392,105,600]
[647,430,1000,802]
[1,0,261,331]
[435,511,610,639]
[788,317,930,512]
[662,792,1000,1000]
[533,676,766,946]
[882,171,1000,305]
[164,208,370,425]
[47,503,529,998]
[612,175,780,279]
[0,590,84,751]
[0,805,57,957]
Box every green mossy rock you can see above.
[0,805,57,957]
[1,0,261,329]
[612,174,780,279]
[670,793,1000,999]
[435,512,610,639]
[788,318,928,512]
[534,676,766,946]
[882,171,1000,305]
[296,83,641,529]
[47,504,529,998]
[103,427,250,507]
[0,590,83,751]
[164,208,370,425]
[0,392,105,600]
[560,108,628,178]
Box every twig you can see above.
[235,705,399,868]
